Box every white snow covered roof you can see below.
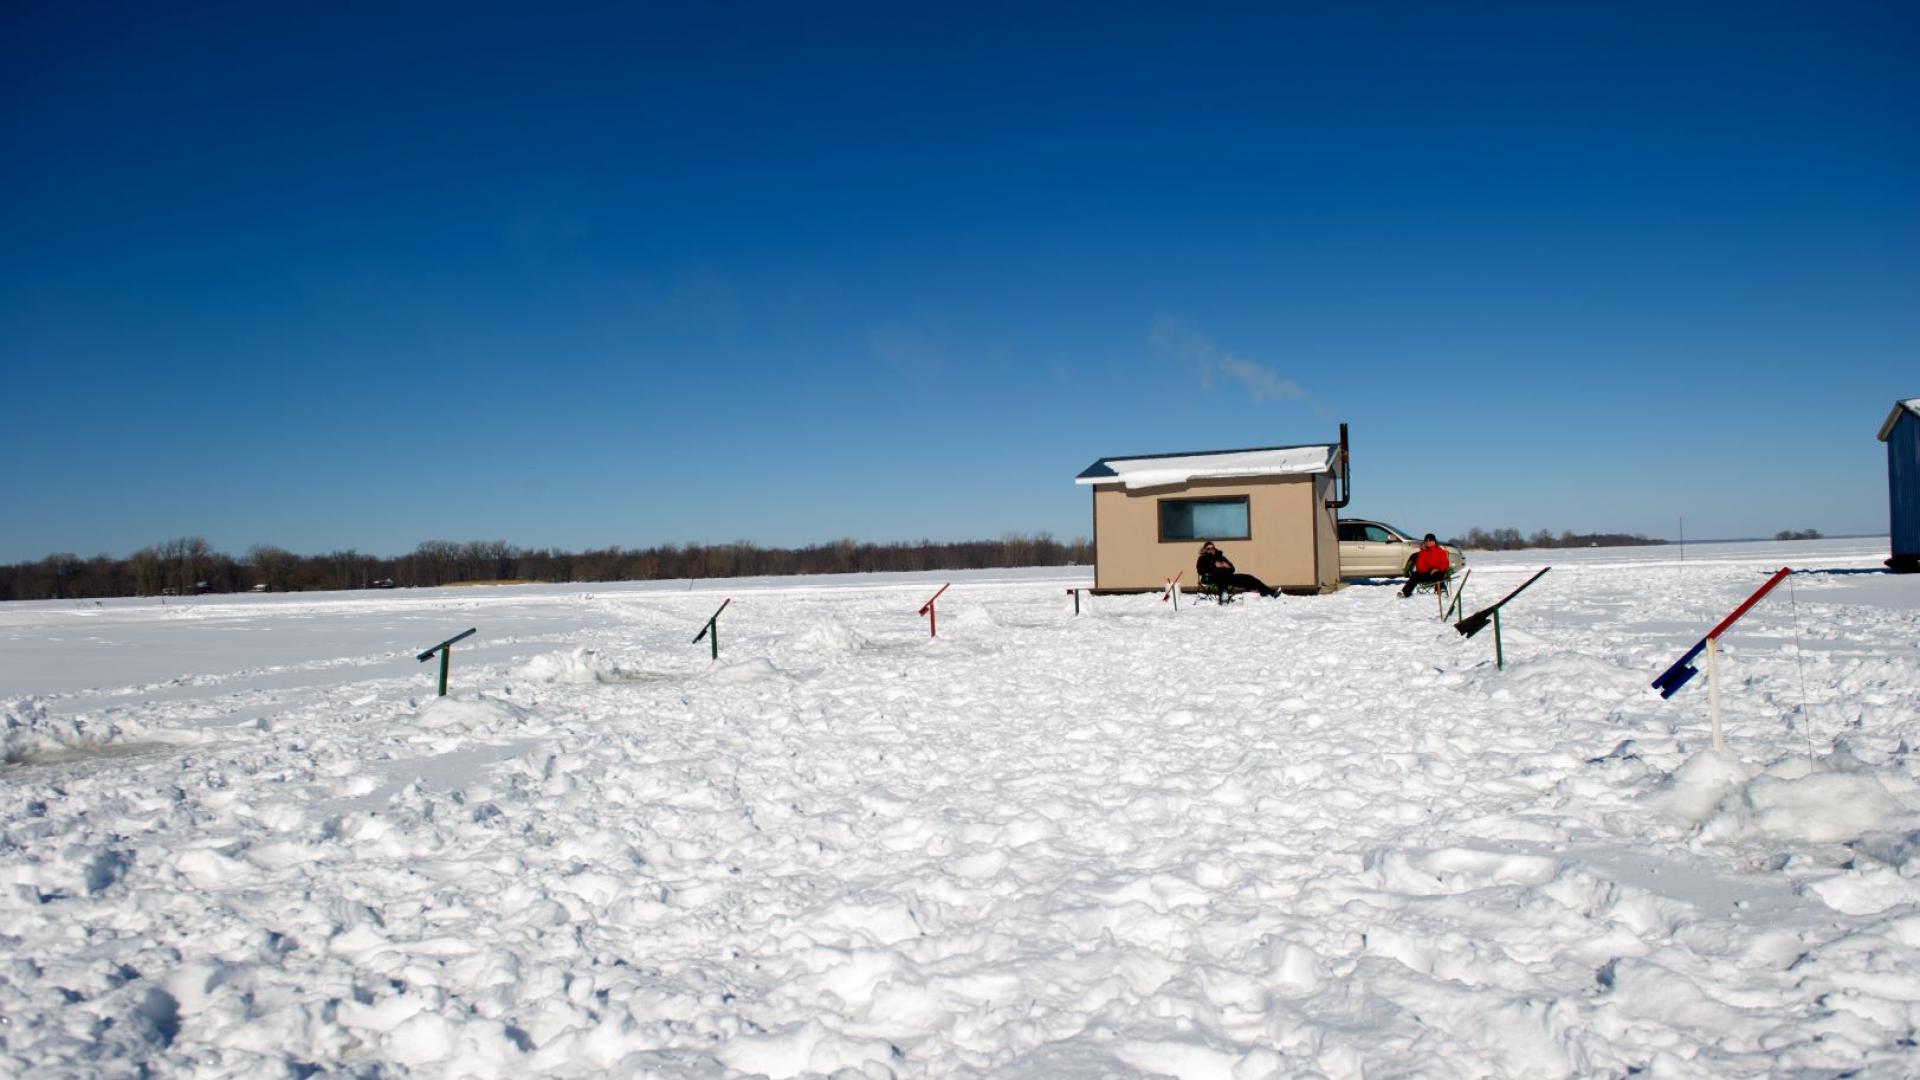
[1075,443,1338,489]
[1877,398,1920,442]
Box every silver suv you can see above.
[1337,518,1465,579]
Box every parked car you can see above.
[1337,518,1465,579]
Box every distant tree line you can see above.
[1773,529,1823,541]
[0,534,1094,602]
[1445,527,1667,551]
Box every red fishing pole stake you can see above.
[919,583,950,637]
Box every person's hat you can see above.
[1423,533,1437,542]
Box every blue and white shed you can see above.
[1879,398,1920,573]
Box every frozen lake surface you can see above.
[3,537,1918,1077]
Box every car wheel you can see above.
[1403,556,1418,578]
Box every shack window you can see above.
[1159,496,1250,542]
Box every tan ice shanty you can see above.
[1076,442,1345,593]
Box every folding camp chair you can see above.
[1196,579,1236,604]
[1412,570,1456,618]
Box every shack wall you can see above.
[1091,475,1335,591]
[1893,412,1920,560]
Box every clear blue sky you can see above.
[4,2,1916,562]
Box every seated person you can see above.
[1400,534,1452,597]
[1195,542,1279,598]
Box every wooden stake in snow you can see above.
[1651,566,1792,751]
[1454,567,1550,670]
[693,598,731,660]
[1443,569,1472,622]
[416,627,477,697]
[919,583,950,637]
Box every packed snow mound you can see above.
[413,695,527,734]
[1,697,52,762]
[1699,769,1914,845]
[943,603,1000,629]
[1805,864,1920,915]
[791,619,871,653]
[1852,828,1920,873]
[714,1019,902,1079]
[512,647,624,685]
[707,657,783,684]
[1502,653,1645,690]
[3,697,154,763]
[1651,750,1919,845]
[1363,845,1562,896]
[1645,750,1751,825]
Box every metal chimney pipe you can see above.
[1326,423,1352,509]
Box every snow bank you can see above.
[512,647,625,685]
[3,696,159,763]
[1696,764,1917,845]
[1652,748,1920,847]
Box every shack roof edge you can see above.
[1076,442,1339,488]
[1878,398,1920,442]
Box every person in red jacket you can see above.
[1399,534,1452,597]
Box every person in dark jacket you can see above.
[1196,542,1279,598]
[1400,534,1452,597]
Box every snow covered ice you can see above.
[3,538,1919,1077]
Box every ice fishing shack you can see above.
[1880,397,1920,573]
[1076,426,1350,594]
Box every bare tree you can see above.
[247,545,300,592]
[150,537,213,593]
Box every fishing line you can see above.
[1787,574,1817,761]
